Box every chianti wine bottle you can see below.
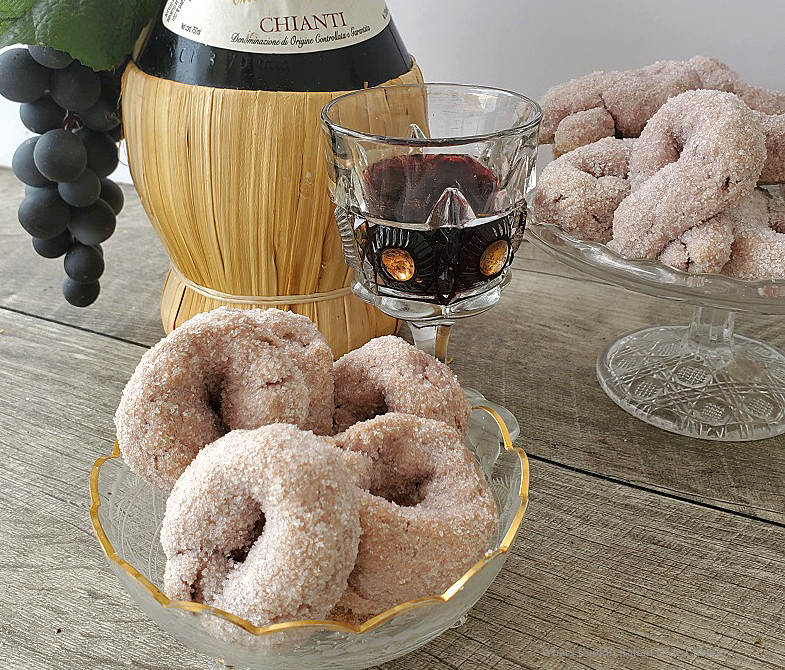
[136,0,412,91]
[123,0,423,355]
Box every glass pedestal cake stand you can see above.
[526,220,785,441]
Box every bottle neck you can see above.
[135,0,413,92]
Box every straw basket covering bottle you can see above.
[122,0,423,356]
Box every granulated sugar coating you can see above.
[756,112,785,184]
[688,56,785,116]
[115,307,314,489]
[552,107,616,157]
[721,189,785,280]
[161,425,361,630]
[540,56,785,172]
[246,309,334,435]
[658,212,735,274]
[534,137,635,243]
[610,91,766,260]
[539,60,701,155]
[330,413,498,616]
[689,57,785,183]
[333,336,471,439]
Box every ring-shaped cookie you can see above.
[115,307,310,489]
[610,90,766,260]
[534,137,634,243]
[161,425,361,627]
[247,308,334,435]
[331,413,497,616]
[721,189,785,280]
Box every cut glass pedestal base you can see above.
[597,314,785,441]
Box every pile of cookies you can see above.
[114,307,497,636]
[534,57,785,280]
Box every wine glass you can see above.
[321,84,541,432]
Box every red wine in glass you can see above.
[358,154,525,305]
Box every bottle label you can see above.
[162,0,391,54]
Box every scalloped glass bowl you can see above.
[90,404,529,670]
[527,218,785,441]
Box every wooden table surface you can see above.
[0,166,783,670]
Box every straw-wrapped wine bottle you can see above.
[122,0,423,356]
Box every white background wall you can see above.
[0,0,783,183]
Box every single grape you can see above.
[80,87,121,132]
[34,129,88,183]
[18,189,70,238]
[13,137,54,188]
[27,45,73,70]
[59,168,101,207]
[32,230,73,258]
[76,128,119,177]
[68,199,116,244]
[49,61,101,112]
[20,95,66,134]
[0,48,49,103]
[99,178,124,215]
[64,242,105,283]
[62,277,100,307]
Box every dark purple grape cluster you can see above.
[0,46,125,306]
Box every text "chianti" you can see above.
[261,13,347,33]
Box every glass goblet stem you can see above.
[684,306,735,359]
[408,322,454,363]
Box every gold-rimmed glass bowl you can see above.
[89,401,529,670]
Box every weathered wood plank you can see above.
[0,309,783,670]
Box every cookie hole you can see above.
[229,512,266,564]
[190,566,205,601]
[205,377,229,434]
[341,397,389,427]
[374,479,428,507]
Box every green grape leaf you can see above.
[0,0,160,70]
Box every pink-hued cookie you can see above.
[161,425,361,628]
[610,90,765,260]
[687,58,785,183]
[333,336,470,439]
[330,413,497,616]
[755,112,785,184]
[534,137,635,243]
[721,189,785,280]
[115,307,312,489]
[552,107,616,158]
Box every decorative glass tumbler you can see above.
[321,84,541,362]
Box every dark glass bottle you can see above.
[136,0,413,91]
